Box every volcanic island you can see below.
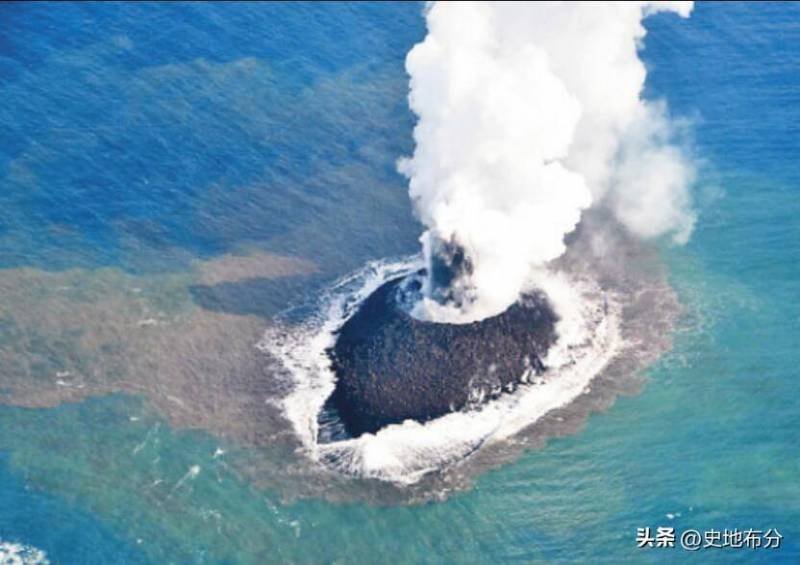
[322,273,559,439]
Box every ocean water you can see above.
[1,2,798,563]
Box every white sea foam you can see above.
[0,541,49,565]
[259,258,621,484]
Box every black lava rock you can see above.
[324,276,558,439]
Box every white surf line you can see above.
[0,540,50,565]
[261,259,622,484]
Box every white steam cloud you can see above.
[399,1,695,323]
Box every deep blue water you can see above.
[1,2,799,563]
[0,2,423,274]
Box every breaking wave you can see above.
[0,541,49,565]
[258,256,622,484]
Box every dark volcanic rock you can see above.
[325,276,558,439]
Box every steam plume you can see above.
[399,1,695,323]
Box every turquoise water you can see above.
[1,2,799,563]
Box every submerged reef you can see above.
[325,275,558,438]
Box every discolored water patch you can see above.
[0,251,315,447]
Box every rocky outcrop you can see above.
[324,276,558,438]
